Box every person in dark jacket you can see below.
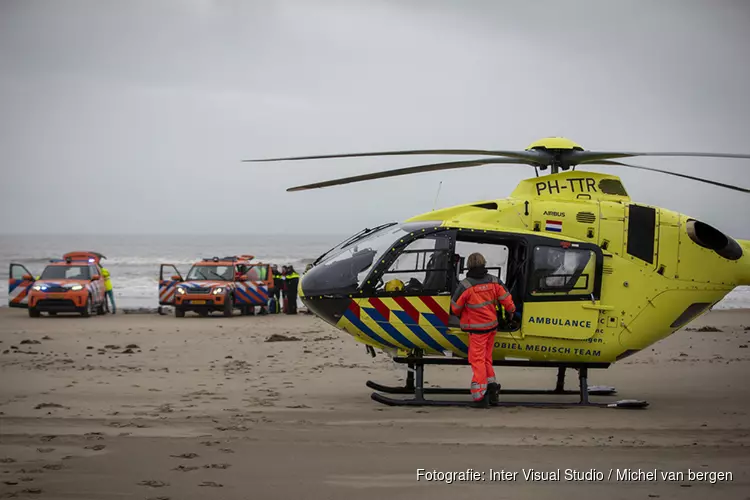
[280,265,288,313]
[284,266,300,314]
[451,252,516,408]
[270,265,283,314]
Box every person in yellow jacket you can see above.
[101,267,116,314]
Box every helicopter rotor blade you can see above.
[244,149,547,164]
[573,150,750,164]
[588,160,750,194]
[286,157,534,192]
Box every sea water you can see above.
[1,234,749,310]
[0,234,342,310]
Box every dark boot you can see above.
[473,393,490,409]
[487,382,500,405]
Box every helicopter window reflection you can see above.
[376,235,452,295]
[531,246,595,295]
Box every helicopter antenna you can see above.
[432,181,443,211]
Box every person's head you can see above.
[282,265,288,274]
[272,264,278,273]
[288,265,295,273]
[467,252,486,270]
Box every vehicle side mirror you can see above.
[22,274,34,281]
[171,275,182,281]
[91,275,101,281]
[238,275,248,281]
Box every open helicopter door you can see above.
[8,263,35,308]
[365,230,463,356]
[521,242,603,341]
[159,264,183,306]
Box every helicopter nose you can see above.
[298,270,352,326]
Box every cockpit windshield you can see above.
[302,221,442,295]
[313,222,399,266]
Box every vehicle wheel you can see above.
[28,307,40,318]
[175,307,185,318]
[224,294,234,317]
[49,311,57,316]
[97,300,106,315]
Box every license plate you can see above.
[49,293,65,299]
[191,300,206,305]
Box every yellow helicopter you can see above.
[245,137,750,409]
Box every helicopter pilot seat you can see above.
[423,252,451,292]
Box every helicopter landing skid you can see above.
[368,353,647,409]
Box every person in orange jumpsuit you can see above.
[451,252,516,408]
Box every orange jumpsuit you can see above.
[451,272,515,402]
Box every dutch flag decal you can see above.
[545,220,563,232]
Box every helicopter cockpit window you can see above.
[530,246,595,296]
[375,234,453,295]
[299,223,422,296]
[454,241,509,285]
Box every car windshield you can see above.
[40,265,90,280]
[301,221,443,295]
[186,265,233,281]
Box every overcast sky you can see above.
[1,0,749,237]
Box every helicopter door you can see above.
[159,264,183,306]
[521,244,602,341]
[367,232,457,355]
[9,263,35,308]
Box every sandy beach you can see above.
[1,307,749,499]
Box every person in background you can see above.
[270,265,283,314]
[284,266,300,314]
[281,265,289,313]
[451,252,516,408]
[101,266,116,314]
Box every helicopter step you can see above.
[368,352,647,409]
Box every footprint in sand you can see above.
[137,480,169,487]
[173,465,201,472]
[170,453,198,459]
[199,481,223,487]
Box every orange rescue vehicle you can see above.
[159,255,274,317]
[9,252,108,317]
